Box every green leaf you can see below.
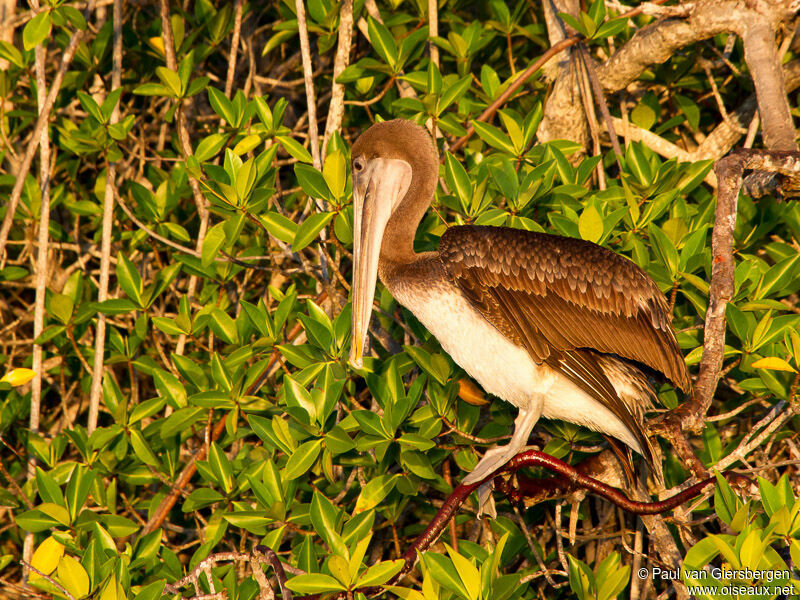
[649,225,679,275]
[630,101,656,131]
[471,120,515,154]
[354,474,397,513]
[234,133,262,155]
[202,222,227,267]
[77,91,104,123]
[401,449,437,479]
[261,211,298,244]
[101,514,139,537]
[439,75,471,112]
[594,17,627,39]
[446,545,481,600]
[277,135,313,163]
[57,555,90,599]
[208,87,235,124]
[356,559,405,587]
[292,212,333,251]
[116,252,144,307]
[65,466,94,523]
[23,11,52,51]
[36,467,64,508]
[558,12,588,36]
[15,509,62,532]
[295,164,331,200]
[208,442,234,494]
[323,151,347,199]
[284,438,322,480]
[578,205,603,243]
[0,41,24,68]
[209,308,239,344]
[195,133,227,162]
[424,553,469,598]
[156,66,182,97]
[48,293,74,324]
[133,82,170,96]
[223,511,271,534]
[129,429,159,467]
[444,152,472,210]
[367,17,398,70]
[133,581,166,600]
[714,472,741,526]
[567,554,593,600]
[153,369,187,407]
[152,316,188,336]
[674,94,700,131]
[286,574,346,594]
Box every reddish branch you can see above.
[264,450,731,600]
[395,451,724,573]
[450,35,582,153]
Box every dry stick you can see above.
[254,545,292,600]
[577,45,622,162]
[22,16,52,578]
[673,149,800,434]
[322,0,353,152]
[88,0,123,434]
[159,0,210,362]
[0,0,14,71]
[118,191,274,266]
[740,16,796,152]
[294,0,331,287]
[295,0,321,170]
[716,401,794,471]
[20,561,76,600]
[574,46,606,189]
[450,35,582,153]
[164,548,291,600]
[0,28,86,262]
[428,0,439,67]
[224,0,244,99]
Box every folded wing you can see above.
[438,225,691,464]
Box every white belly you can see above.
[390,284,641,451]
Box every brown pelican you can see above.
[349,119,690,513]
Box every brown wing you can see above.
[439,225,691,463]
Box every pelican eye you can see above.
[353,157,365,172]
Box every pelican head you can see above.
[348,119,438,368]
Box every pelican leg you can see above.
[463,404,542,517]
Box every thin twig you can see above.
[323,0,353,151]
[294,0,321,170]
[159,0,210,361]
[88,0,123,434]
[0,24,88,262]
[224,0,243,98]
[450,36,582,153]
[23,7,51,574]
[715,402,794,471]
[428,0,438,67]
[20,561,76,600]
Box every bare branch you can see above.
[0,27,87,261]
[88,0,123,434]
[323,0,353,151]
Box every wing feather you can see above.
[439,225,690,466]
[439,225,690,392]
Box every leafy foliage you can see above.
[0,0,799,599]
